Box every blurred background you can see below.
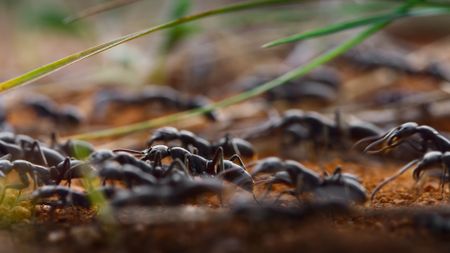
[2,0,450,142]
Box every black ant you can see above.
[31,185,117,209]
[344,47,450,82]
[98,162,157,188]
[118,145,255,193]
[246,109,381,152]
[147,127,254,159]
[260,160,321,197]
[0,137,65,167]
[0,159,53,202]
[110,178,224,207]
[25,95,84,127]
[89,149,174,178]
[93,86,218,122]
[260,163,367,204]
[361,122,450,155]
[370,151,450,201]
[235,66,340,104]
[315,167,367,204]
[49,158,96,187]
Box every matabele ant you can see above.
[0,133,65,167]
[147,127,255,159]
[25,95,84,127]
[370,151,450,201]
[343,47,450,82]
[31,185,117,209]
[245,109,381,151]
[255,159,367,204]
[361,122,450,156]
[116,145,255,193]
[93,86,218,122]
[89,149,187,179]
[235,66,341,104]
[110,178,224,207]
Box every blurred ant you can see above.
[246,109,381,153]
[344,48,450,82]
[31,185,117,209]
[235,66,340,104]
[110,178,224,207]
[25,95,84,127]
[93,86,218,122]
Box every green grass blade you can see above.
[67,19,391,140]
[0,0,301,93]
[262,7,450,48]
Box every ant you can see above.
[370,151,450,201]
[315,167,367,204]
[0,137,65,167]
[98,162,158,188]
[0,159,53,202]
[344,47,450,82]
[118,145,255,193]
[110,178,224,207]
[49,157,96,187]
[235,66,340,104]
[261,163,367,204]
[246,109,381,152]
[259,160,321,198]
[361,122,450,155]
[89,149,175,178]
[93,86,218,122]
[147,127,254,159]
[25,95,84,127]
[32,185,117,209]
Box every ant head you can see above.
[387,122,419,147]
[89,149,114,163]
[0,160,13,173]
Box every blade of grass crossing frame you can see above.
[0,0,301,92]
[263,7,450,48]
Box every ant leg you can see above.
[294,175,304,203]
[29,141,49,167]
[65,169,74,188]
[59,158,72,187]
[229,154,245,168]
[211,147,225,175]
[50,132,59,149]
[32,172,39,190]
[0,154,11,161]
[165,159,192,179]
[440,162,447,199]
